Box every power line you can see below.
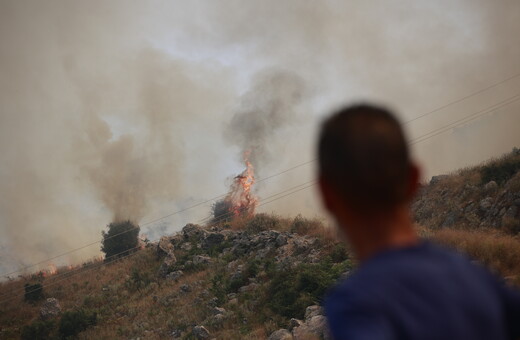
[2,93,519,303]
[0,245,144,304]
[3,74,519,278]
[0,162,315,278]
[410,94,520,145]
[403,72,520,125]
[0,183,319,304]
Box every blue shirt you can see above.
[324,242,520,340]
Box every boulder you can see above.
[289,318,303,330]
[193,255,212,265]
[40,298,61,320]
[202,232,225,249]
[192,325,210,339]
[479,197,494,211]
[165,270,183,281]
[211,307,226,315]
[157,236,174,257]
[484,181,498,191]
[304,305,323,321]
[275,234,288,247]
[505,206,518,218]
[157,253,177,278]
[292,315,329,340]
[238,282,259,293]
[182,224,205,240]
[268,329,293,340]
[430,175,448,185]
[180,284,191,293]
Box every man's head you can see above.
[318,104,419,225]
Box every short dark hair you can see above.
[318,104,410,210]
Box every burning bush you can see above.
[211,199,235,224]
[212,152,258,224]
[101,220,140,260]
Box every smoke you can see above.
[1,0,519,275]
[225,70,306,172]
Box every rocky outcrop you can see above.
[268,329,293,340]
[269,305,330,340]
[413,165,520,231]
[192,325,211,339]
[40,298,61,320]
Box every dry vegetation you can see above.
[1,149,519,339]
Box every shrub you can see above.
[124,267,152,292]
[101,220,140,260]
[480,155,520,185]
[432,229,520,284]
[21,320,55,340]
[267,260,349,319]
[290,215,323,235]
[329,243,349,263]
[24,283,44,302]
[211,199,235,224]
[58,308,97,338]
[502,216,520,235]
[244,214,282,234]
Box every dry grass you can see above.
[431,228,520,285]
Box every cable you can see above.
[0,180,317,298]
[3,73,520,278]
[0,183,319,304]
[196,180,317,225]
[403,72,520,125]
[410,94,520,145]
[3,91,519,303]
[0,162,316,278]
[0,244,143,303]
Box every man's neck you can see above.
[344,206,419,262]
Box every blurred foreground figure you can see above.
[318,104,520,340]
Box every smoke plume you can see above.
[225,70,306,173]
[1,0,519,276]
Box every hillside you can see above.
[1,149,520,340]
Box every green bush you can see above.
[24,283,44,302]
[211,199,235,224]
[58,309,97,338]
[481,157,520,185]
[290,215,323,235]
[267,259,348,319]
[101,220,140,260]
[245,214,281,234]
[21,320,55,340]
[329,243,349,263]
[125,268,152,292]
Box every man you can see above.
[318,104,520,339]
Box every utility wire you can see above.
[3,73,520,278]
[403,72,520,125]
[410,94,520,145]
[0,180,317,299]
[0,182,318,304]
[2,92,519,303]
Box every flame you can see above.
[226,151,258,218]
[41,263,58,277]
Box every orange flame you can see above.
[226,151,258,218]
[41,263,58,277]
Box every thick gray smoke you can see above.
[225,70,306,173]
[1,0,519,276]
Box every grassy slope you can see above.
[1,149,519,339]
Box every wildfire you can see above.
[214,151,258,222]
[40,263,58,277]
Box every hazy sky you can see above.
[1,0,519,276]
